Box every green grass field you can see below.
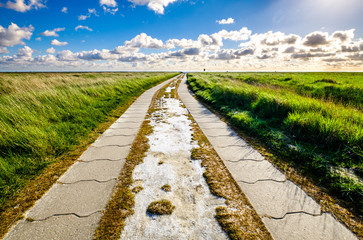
[0,72,178,208]
[187,72,363,213]
[206,72,363,110]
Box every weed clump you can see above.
[147,199,175,215]
[132,186,144,194]
[161,184,171,192]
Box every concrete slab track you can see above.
[178,75,358,240]
[4,75,179,240]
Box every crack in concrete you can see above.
[205,134,237,137]
[215,144,248,148]
[109,127,139,130]
[58,178,117,185]
[91,144,131,148]
[263,210,323,220]
[115,121,141,123]
[101,134,137,137]
[27,210,102,222]
[77,158,125,163]
[226,158,265,163]
[237,179,287,184]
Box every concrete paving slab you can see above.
[124,108,148,113]
[224,160,286,183]
[208,135,248,147]
[188,108,214,116]
[192,117,221,123]
[197,122,230,129]
[238,180,321,218]
[28,180,116,220]
[109,121,141,129]
[4,75,179,239]
[115,117,144,123]
[93,135,135,147]
[116,112,146,118]
[102,128,138,137]
[199,127,238,137]
[178,77,359,240]
[4,213,103,240]
[79,145,130,161]
[59,160,125,183]
[215,145,265,161]
[263,213,358,240]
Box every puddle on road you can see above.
[120,94,227,239]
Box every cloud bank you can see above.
[1,27,362,71]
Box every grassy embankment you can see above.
[187,72,363,215]
[0,72,177,212]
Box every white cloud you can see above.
[103,6,118,14]
[303,31,330,47]
[78,8,98,20]
[35,37,41,41]
[35,54,57,62]
[16,46,33,60]
[61,7,67,13]
[216,18,235,25]
[39,28,65,37]
[246,31,300,48]
[216,27,251,41]
[0,23,34,47]
[128,0,177,14]
[0,0,45,12]
[51,39,68,46]
[332,29,355,42]
[100,0,117,7]
[2,28,362,71]
[166,33,223,51]
[78,15,88,20]
[124,33,164,49]
[56,50,78,61]
[211,48,254,60]
[46,47,55,54]
[0,47,9,54]
[75,25,93,32]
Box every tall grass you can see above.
[200,72,363,110]
[0,72,178,207]
[188,73,363,213]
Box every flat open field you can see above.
[187,72,363,214]
[0,72,178,208]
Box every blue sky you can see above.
[0,0,362,71]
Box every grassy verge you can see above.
[198,72,363,109]
[187,73,362,237]
[0,72,178,238]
